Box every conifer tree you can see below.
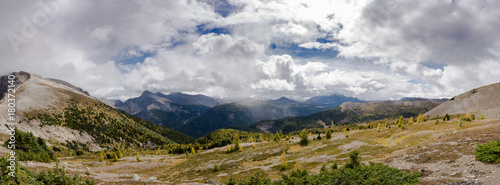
[417,113,424,123]
[320,164,327,173]
[443,113,450,121]
[398,116,405,128]
[408,117,414,125]
[136,152,142,162]
[280,151,287,170]
[273,132,281,142]
[376,122,381,132]
[464,113,472,121]
[113,153,119,161]
[331,162,338,169]
[326,129,332,139]
[233,134,241,151]
[479,114,485,120]
[299,129,309,146]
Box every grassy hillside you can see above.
[29,95,194,149]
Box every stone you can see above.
[133,174,141,181]
[148,177,157,182]
[205,180,220,185]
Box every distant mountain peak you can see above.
[267,96,298,106]
[169,91,183,95]
[141,90,155,96]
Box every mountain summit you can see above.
[266,96,298,106]
[113,91,221,129]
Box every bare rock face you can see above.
[0,71,101,151]
[425,82,500,119]
[0,71,30,100]
[339,99,445,113]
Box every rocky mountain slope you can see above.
[426,82,500,119]
[340,98,446,116]
[113,91,216,129]
[0,72,193,152]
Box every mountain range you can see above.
[112,92,362,137]
[112,91,221,129]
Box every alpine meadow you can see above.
[2,0,500,184]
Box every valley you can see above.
[0,72,499,184]
[8,114,500,184]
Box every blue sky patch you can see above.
[117,52,154,65]
[269,43,338,59]
[196,24,231,35]
[421,61,447,70]
[408,78,426,84]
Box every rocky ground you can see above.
[2,118,500,185]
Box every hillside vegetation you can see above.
[12,111,497,184]
[231,99,443,134]
[32,97,195,148]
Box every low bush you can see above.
[0,157,95,184]
[474,141,500,163]
[225,151,420,185]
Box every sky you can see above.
[1,0,500,101]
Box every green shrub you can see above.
[3,128,56,162]
[474,141,500,163]
[213,164,221,172]
[225,151,420,185]
[0,157,95,185]
[443,114,450,121]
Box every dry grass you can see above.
[14,117,500,184]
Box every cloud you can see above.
[250,79,295,91]
[333,0,500,95]
[299,42,337,50]
[1,0,499,102]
